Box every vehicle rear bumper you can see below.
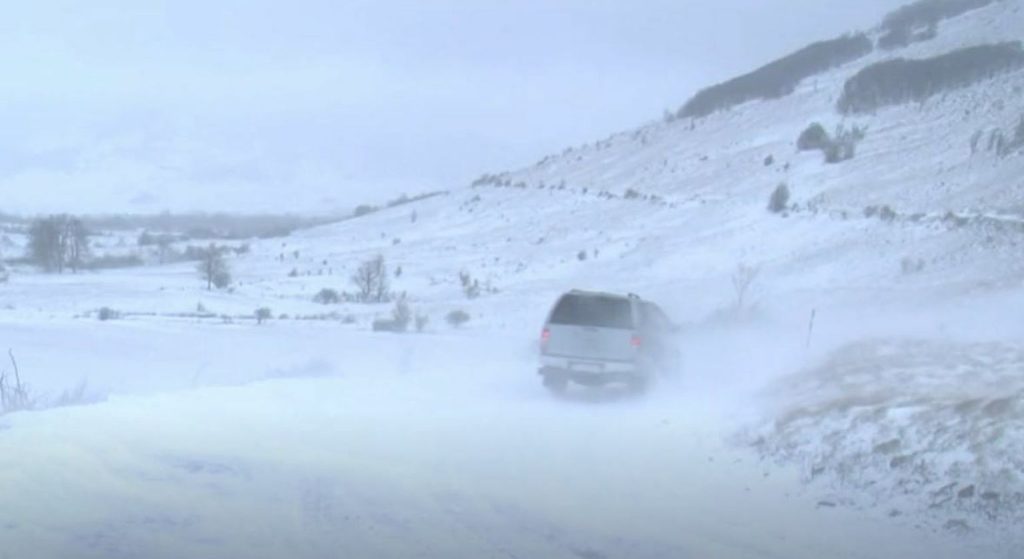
[538,357,646,384]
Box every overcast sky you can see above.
[0,0,907,215]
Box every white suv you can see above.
[538,290,678,393]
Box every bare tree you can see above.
[28,217,63,272]
[351,254,390,303]
[27,215,90,273]
[64,218,89,273]
[196,244,231,290]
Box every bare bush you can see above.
[52,380,98,408]
[370,297,413,332]
[732,264,759,311]
[255,307,273,325]
[0,350,34,415]
[392,297,412,331]
[824,125,867,163]
[415,314,429,332]
[459,271,481,299]
[313,288,341,304]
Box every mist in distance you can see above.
[0,0,905,214]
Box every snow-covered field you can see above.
[3,1,1024,557]
[0,313,1001,559]
[2,209,1022,558]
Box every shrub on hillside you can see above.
[768,183,791,214]
[97,307,121,321]
[459,271,481,299]
[798,123,866,163]
[445,310,471,328]
[255,307,273,325]
[797,123,830,151]
[392,297,412,332]
[824,125,867,163]
[900,256,927,275]
[678,34,872,118]
[353,205,378,217]
[864,205,898,222]
[837,43,1024,114]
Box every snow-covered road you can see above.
[0,320,977,559]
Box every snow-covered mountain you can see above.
[187,0,1024,324]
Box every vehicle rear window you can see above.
[549,294,633,329]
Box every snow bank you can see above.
[746,337,1024,543]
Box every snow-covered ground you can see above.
[747,337,1024,538]
[0,314,1000,559]
[2,214,1022,558]
[2,1,1024,557]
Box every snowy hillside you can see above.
[2,1,1024,558]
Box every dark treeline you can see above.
[80,213,347,239]
[678,34,873,119]
[2,212,345,238]
[838,42,1024,114]
[879,0,995,49]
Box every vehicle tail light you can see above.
[630,335,643,349]
[541,328,551,349]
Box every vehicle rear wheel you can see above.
[627,375,651,394]
[542,375,568,394]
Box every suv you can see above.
[538,290,678,393]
